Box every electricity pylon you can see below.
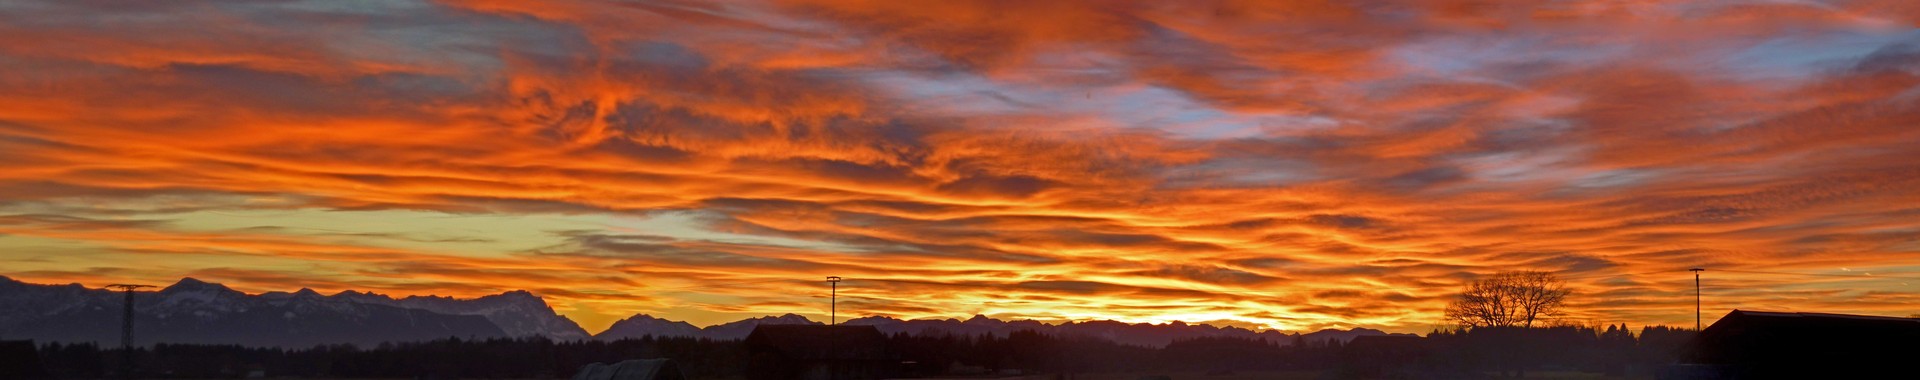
[105,284,153,379]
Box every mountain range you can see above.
[0,277,511,347]
[594,313,1399,347]
[0,276,1398,348]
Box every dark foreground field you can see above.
[818,370,1651,380]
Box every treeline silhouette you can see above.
[29,325,1694,379]
[1354,325,1697,378]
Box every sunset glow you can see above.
[3,0,1919,334]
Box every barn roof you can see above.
[1725,310,1919,322]
[744,325,892,361]
[1689,309,1920,374]
[1699,309,1920,340]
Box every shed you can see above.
[571,359,686,380]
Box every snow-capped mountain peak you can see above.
[596,314,702,340]
[155,277,247,312]
[376,290,591,341]
[160,277,238,294]
[595,312,822,341]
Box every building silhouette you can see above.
[1673,310,1920,379]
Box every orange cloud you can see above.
[2,0,1919,334]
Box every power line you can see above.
[638,267,1911,300]
[628,268,1908,329]
[829,269,1689,298]
[676,267,1914,291]
[1712,269,1920,281]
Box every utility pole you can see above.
[825,276,843,380]
[1689,268,1704,331]
[106,284,153,380]
[826,276,841,325]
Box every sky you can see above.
[2,0,1919,334]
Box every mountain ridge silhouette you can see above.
[0,276,1402,348]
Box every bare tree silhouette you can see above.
[1444,271,1570,328]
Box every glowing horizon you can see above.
[3,0,1919,334]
